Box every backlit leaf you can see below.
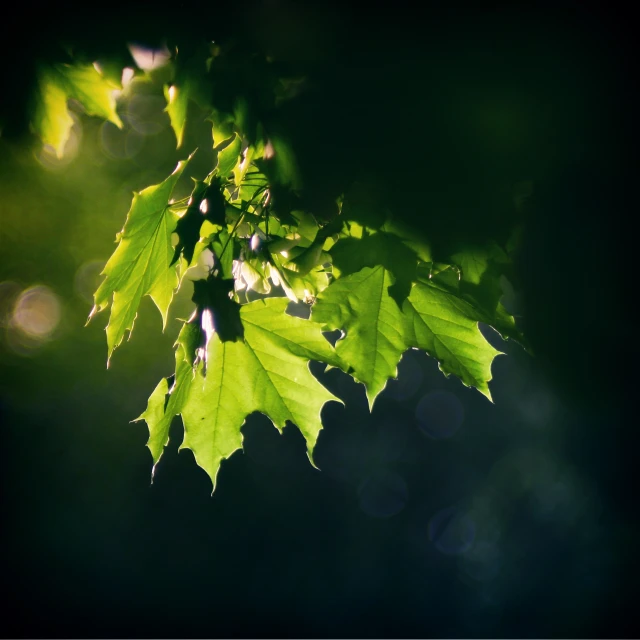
[140,298,344,489]
[90,154,194,361]
[312,265,501,407]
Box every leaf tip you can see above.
[85,306,97,327]
[306,449,321,471]
[365,386,381,412]
[478,383,494,403]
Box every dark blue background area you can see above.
[0,2,636,637]
[1,335,634,638]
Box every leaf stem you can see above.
[218,212,245,261]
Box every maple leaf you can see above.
[139,298,344,490]
[90,154,194,361]
[312,265,501,408]
[137,320,201,478]
[329,229,418,306]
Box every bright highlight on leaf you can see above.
[165,83,189,147]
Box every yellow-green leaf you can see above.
[312,265,501,408]
[140,298,344,490]
[90,155,194,361]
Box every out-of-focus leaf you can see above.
[32,63,122,157]
[61,64,122,126]
[32,68,74,156]
[164,83,189,148]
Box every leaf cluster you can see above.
[27,41,528,490]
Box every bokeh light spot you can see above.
[358,471,408,518]
[416,390,464,439]
[12,285,61,339]
[100,121,144,160]
[74,260,105,304]
[128,44,171,71]
[126,94,169,136]
[121,67,135,88]
[428,506,476,555]
[37,116,82,170]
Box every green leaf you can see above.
[209,109,236,148]
[90,154,194,361]
[311,266,406,407]
[142,298,344,490]
[421,243,524,345]
[32,63,123,157]
[233,144,254,186]
[405,279,501,400]
[289,210,318,246]
[380,218,432,264]
[32,68,75,157]
[285,238,328,276]
[262,135,301,189]
[330,230,418,306]
[164,46,212,148]
[210,229,237,280]
[216,133,242,179]
[164,83,189,148]
[136,320,201,478]
[312,265,501,407]
[240,258,272,294]
[450,242,508,311]
[171,179,209,267]
[61,64,122,126]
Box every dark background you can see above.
[0,1,636,637]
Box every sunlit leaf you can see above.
[60,64,122,127]
[330,230,418,305]
[140,298,344,489]
[32,68,74,157]
[312,265,501,407]
[164,83,189,148]
[90,154,194,361]
[216,133,242,179]
[32,63,122,157]
[311,266,406,407]
[136,320,201,477]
